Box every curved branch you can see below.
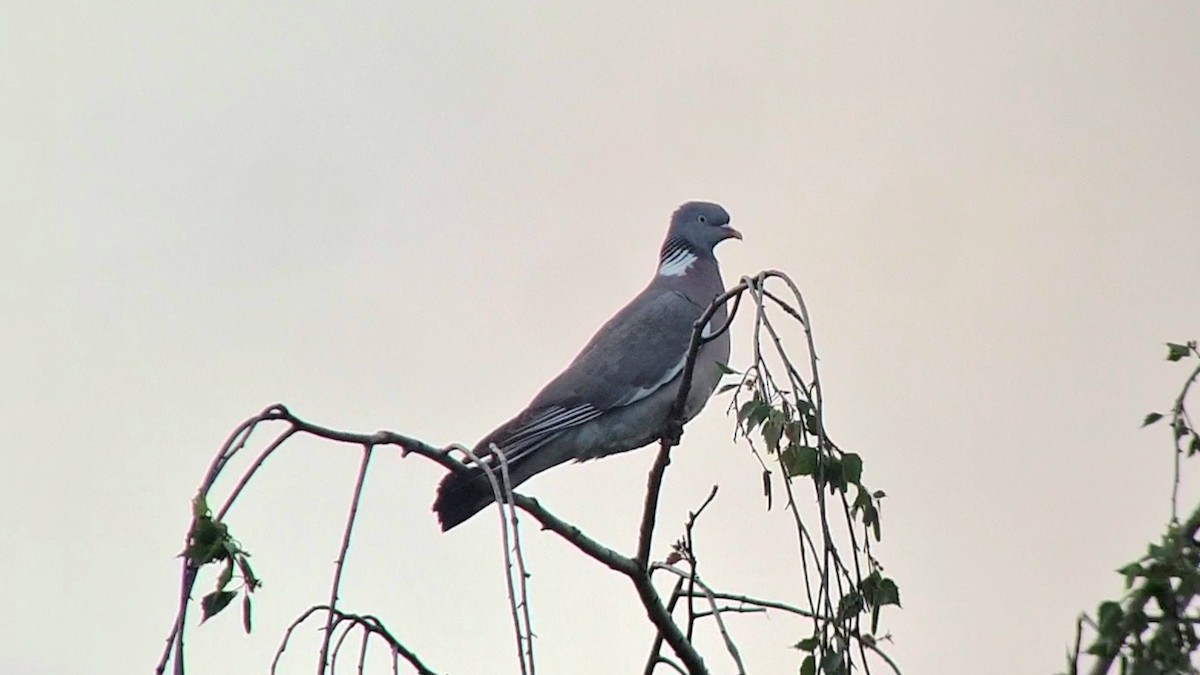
[273,605,438,675]
[652,564,745,675]
[319,445,374,674]
[685,591,903,675]
[639,283,750,568]
[160,269,877,675]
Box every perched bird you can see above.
[433,201,741,530]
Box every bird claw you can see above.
[662,422,684,447]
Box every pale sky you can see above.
[3,3,1199,674]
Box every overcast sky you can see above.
[3,3,1199,674]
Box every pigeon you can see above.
[434,201,740,530]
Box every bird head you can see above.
[667,201,742,252]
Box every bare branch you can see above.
[682,591,903,675]
[455,444,532,675]
[497,449,537,675]
[318,445,374,674]
[653,564,746,675]
[273,605,439,675]
[643,577,687,675]
[159,268,895,675]
[1170,359,1200,522]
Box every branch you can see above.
[643,577,687,675]
[653,564,746,675]
[638,283,748,568]
[1085,499,1200,675]
[455,443,533,675]
[319,445,374,674]
[273,605,438,675]
[160,403,460,675]
[632,573,709,674]
[1170,358,1200,522]
[509,490,707,673]
[680,591,903,675]
[160,270,874,675]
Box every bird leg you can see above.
[661,420,685,448]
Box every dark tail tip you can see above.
[432,467,498,531]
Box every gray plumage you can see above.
[434,202,741,530]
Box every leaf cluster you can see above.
[727,365,900,674]
[1086,522,1200,674]
[1066,340,1200,675]
[792,567,902,675]
[181,494,260,633]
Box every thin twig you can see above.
[643,576,687,675]
[329,618,358,673]
[216,428,297,521]
[273,605,438,675]
[680,591,903,675]
[653,564,746,675]
[694,606,768,618]
[1170,359,1200,522]
[498,447,536,674]
[456,444,531,675]
[683,486,719,642]
[357,625,370,675]
[319,445,374,674]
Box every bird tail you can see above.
[433,465,510,531]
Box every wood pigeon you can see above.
[434,201,741,530]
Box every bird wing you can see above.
[478,287,706,464]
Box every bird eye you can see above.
[697,215,707,223]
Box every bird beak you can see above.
[723,225,743,240]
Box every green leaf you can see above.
[820,650,845,675]
[762,470,772,510]
[782,445,818,477]
[852,486,870,514]
[1189,433,1200,457]
[749,403,772,433]
[763,416,785,453]
[784,420,804,445]
[819,455,845,492]
[842,453,863,484]
[877,578,901,607]
[862,503,881,541]
[715,362,740,375]
[717,382,741,395]
[800,654,816,675]
[242,594,253,634]
[738,399,772,434]
[737,400,757,422]
[794,635,819,652]
[201,590,237,622]
[872,490,887,499]
[1141,412,1163,427]
[836,590,863,621]
[1117,562,1142,589]
[181,516,230,566]
[1096,600,1123,632]
[1174,417,1189,440]
[1166,342,1190,361]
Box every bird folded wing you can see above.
[478,289,706,465]
[532,289,703,410]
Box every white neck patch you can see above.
[657,248,698,277]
